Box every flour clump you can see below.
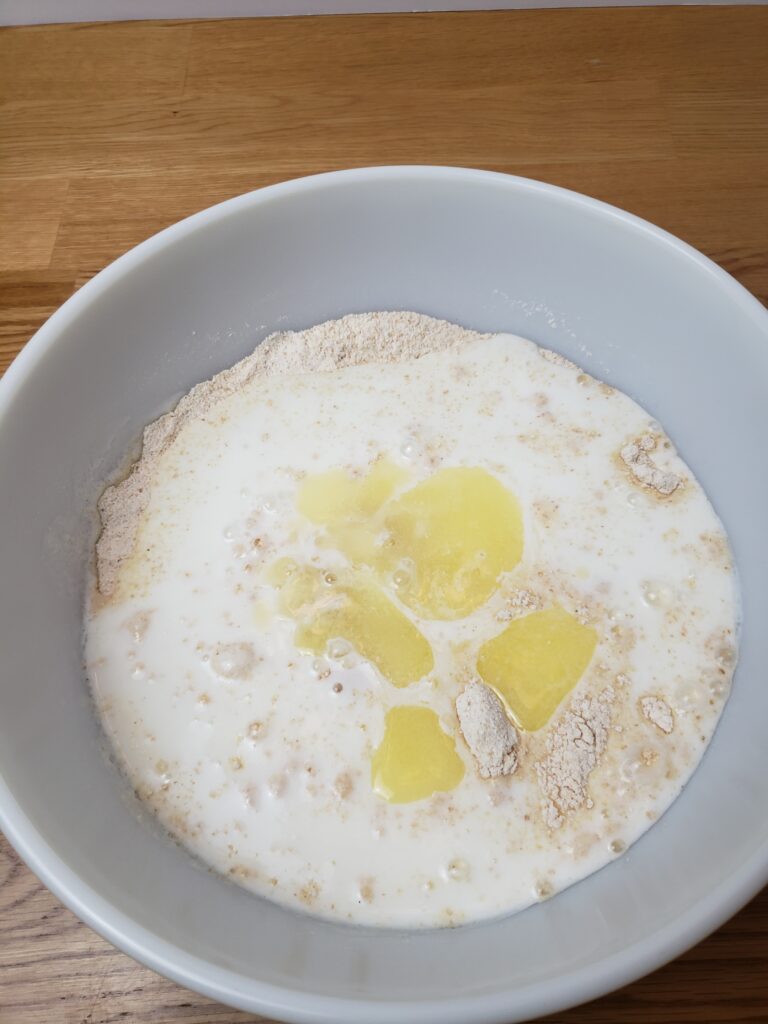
[456,681,518,779]
[620,435,682,497]
[536,688,615,829]
[639,694,675,734]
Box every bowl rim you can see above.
[1,165,767,1024]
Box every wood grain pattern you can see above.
[1,9,767,1023]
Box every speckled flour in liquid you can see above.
[86,312,739,927]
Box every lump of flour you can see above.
[540,348,578,370]
[620,435,682,497]
[456,681,518,779]
[639,694,675,735]
[536,687,614,829]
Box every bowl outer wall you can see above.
[0,166,767,1023]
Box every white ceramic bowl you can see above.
[1,167,767,1024]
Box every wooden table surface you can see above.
[1,8,767,1023]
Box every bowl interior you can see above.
[1,168,767,1023]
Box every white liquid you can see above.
[86,332,738,927]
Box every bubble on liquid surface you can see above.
[444,858,470,882]
[400,436,421,460]
[674,682,706,715]
[621,744,667,785]
[210,642,257,681]
[716,644,736,669]
[392,567,412,589]
[328,638,352,661]
[641,581,675,608]
[708,677,730,700]
[312,657,331,679]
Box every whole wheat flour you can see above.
[639,695,675,734]
[456,680,519,779]
[620,435,682,497]
[535,687,615,829]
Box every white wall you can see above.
[2,0,765,27]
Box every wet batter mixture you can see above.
[85,312,738,927]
